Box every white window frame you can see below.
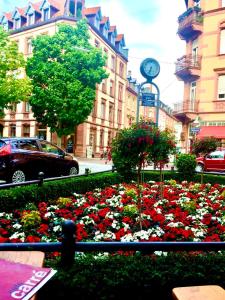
[27,13,34,26]
[14,18,21,29]
[218,75,225,100]
[42,8,50,21]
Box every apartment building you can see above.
[174,0,225,152]
[0,0,128,157]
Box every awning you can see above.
[196,126,225,139]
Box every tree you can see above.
[26,20,108,141]
[192,136,219,156]
[111,121,176,183]
[0,27,31,117]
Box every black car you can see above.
[0,137,79,183]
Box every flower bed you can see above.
[1,180,225,244]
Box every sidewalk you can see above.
[77,157,113,165]
[76,156,175,170]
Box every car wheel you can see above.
[11,169,26,183]
[195,164,204,173]
[69,166,78,175]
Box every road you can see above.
[77,157,113,174]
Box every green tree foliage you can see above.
[111,121,176,182]
[175,153,196,181]
[192,136,219,156]
[26,20,108,137]
[0,27,31,117]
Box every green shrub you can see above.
[39,253,225,300]
[0,173,122,212]
[1,170,225,212]
[175,153,196,181]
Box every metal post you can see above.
[38,172,44,187]
[150,81,160,127]
[61,220,76,267]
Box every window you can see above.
[194,0,201,7]
[11,103,17,112]
[220,29,225,54]
[190,81,196,110]
[192,39,198,63]
[218,75,225,100]
[27,14,34,26]
[222,0,225,7]
[99,130,104,147]
[104,48,108,66]
[119,62,124,77]
[3,22,8,31]
[43,8,49,21]
[118,83,123,101]
[117,109,122,124]
[10,124,16,137]
[94,39,100,48]
[109,80,114,97]
[14,18,20,29]
[109,103,114,123]
[27,38,33,54]
[25,102,30,112]
[100,100,106,119]
[102,79,107,93]
[111,55,116,71]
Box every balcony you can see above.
[175,55,201,82]
[173,99,199,122]
[178,7,203,41]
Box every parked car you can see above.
[0,137,79,183]
[196,150,225,172]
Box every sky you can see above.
[0,0,186,107]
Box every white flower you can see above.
[53,225,61,232]
[12,224,22,229]
[9,232,25,242]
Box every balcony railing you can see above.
[178,7,203,40]
[175,55,201,81]
[173,99,199,115]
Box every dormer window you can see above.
[43,8,49,21]
[14,18,20,29]
[27,13,34,26]
[2,22,8,31]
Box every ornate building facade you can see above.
[174,0,225,152]
[0,0,128,157]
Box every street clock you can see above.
[140,58,160,81]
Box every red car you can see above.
[196,150,225,172]
[0,138,79,183]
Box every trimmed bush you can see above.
[1,170,225,212]
[175,154,196,181]
[39,253,225,300]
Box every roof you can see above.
[83,7,101,16]
[197,126,225,139]
[100,16,109,24]
[116,34,124,42]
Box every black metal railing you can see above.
[1,220,225,266]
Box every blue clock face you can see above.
[140,58,160,79]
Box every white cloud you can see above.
[88,0,186,106]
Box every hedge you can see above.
[39,252,225,300]
[1,170,225,212]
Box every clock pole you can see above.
[138,58,161,126]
